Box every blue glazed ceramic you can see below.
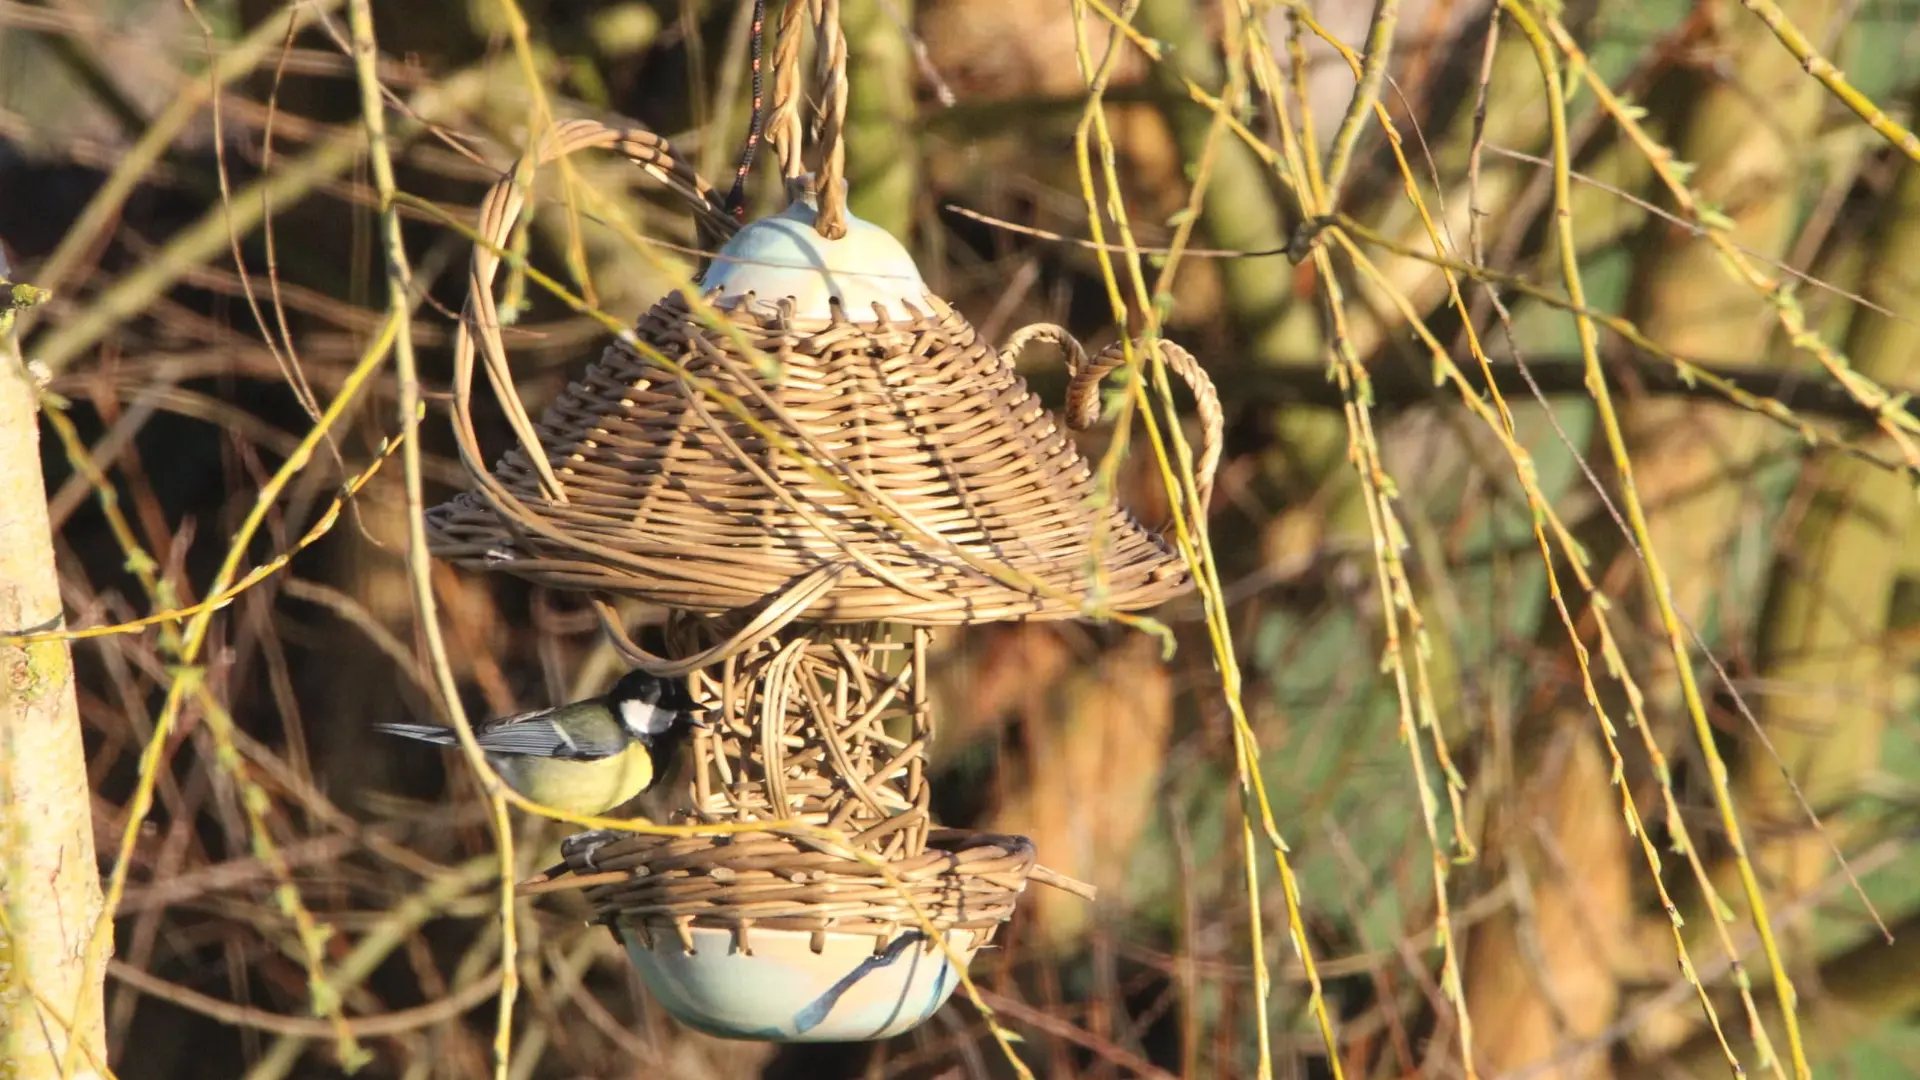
[698,177,928,322]
[621,921,982,1042]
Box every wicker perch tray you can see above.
[540,828,1052,952]
[428,290,1200,624]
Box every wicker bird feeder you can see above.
[432,0,1219,1043]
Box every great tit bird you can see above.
[375,670,705,816]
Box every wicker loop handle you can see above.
[767,0,849,239]
[1002,324,1222,515]
[443,120,760,639]
[588,561,853,677]
[454,118,735,508]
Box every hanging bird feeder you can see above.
[429,0,1219,1044]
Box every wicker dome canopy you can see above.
[700,178,927,322]
[429,283,1201,625]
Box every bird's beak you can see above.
[688,711,712,731]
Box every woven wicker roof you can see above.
[427,292,1197,624]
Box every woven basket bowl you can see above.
[554,828,1031,1040]
[427,290,1194,624]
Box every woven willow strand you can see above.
[671,620,932,857]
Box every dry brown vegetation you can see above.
[2,1,1919,1078]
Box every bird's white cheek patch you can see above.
[620,698,674,736]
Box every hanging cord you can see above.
[724,0,769,222]
[767,0,849,238]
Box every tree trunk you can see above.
[0,283,108,1075]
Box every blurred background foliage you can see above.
[3,0,1920,1077]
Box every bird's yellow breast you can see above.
[490,744,655,816]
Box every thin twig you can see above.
[340,4,521,1078]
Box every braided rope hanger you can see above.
[766,0,850,239]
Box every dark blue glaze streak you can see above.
[791,931,942,1036]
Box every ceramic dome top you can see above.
[697,176,928,322]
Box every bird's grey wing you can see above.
[374,722,460,746]
[375,718,622,760]
[477,717,625,760]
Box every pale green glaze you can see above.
[622,922,979,1042]
[699,180,927,321]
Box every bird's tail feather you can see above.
[373,723,461,746]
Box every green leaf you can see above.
[1697,204,1736,231]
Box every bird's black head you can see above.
[607,669,705,739]
[608,669,666,706]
